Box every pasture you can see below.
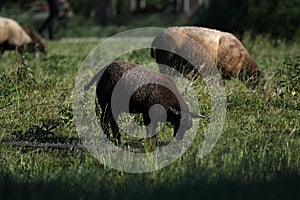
[0,35,299,199]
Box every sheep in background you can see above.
[151,26,264,89]
[85,61,204,145]
[0,17,46,56]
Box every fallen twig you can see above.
[1,140,85,151]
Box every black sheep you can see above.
[85,61,204,144]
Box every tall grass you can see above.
[0,36,299,199]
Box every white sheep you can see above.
[151,26,264,89]
[0,17,46,55]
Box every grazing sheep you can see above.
[21,26,46,55]
[151,26,264,89]
[85,61,204,144]
[0,17,46,55]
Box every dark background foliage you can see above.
[1,0,299,39]
[191,0,300,39]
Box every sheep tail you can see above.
[150,47,155,59]
[84,68,104,91]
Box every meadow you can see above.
[0,32,299,199]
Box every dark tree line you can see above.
[191,0,300,39]
[2,0,299,39]
[73,0,300,39]
[71,0,199,25]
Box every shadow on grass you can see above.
[1,170,299,200]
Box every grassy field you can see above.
[0,34,299,200]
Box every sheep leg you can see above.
[0,45,4,55]
[100,104,112,139]
[143,114,158,151]
[109,115,121,144]
[100,104,121,144]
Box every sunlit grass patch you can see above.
[0,37,299,199]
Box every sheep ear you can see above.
[189,112,205,119]
[169,107,181,116]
